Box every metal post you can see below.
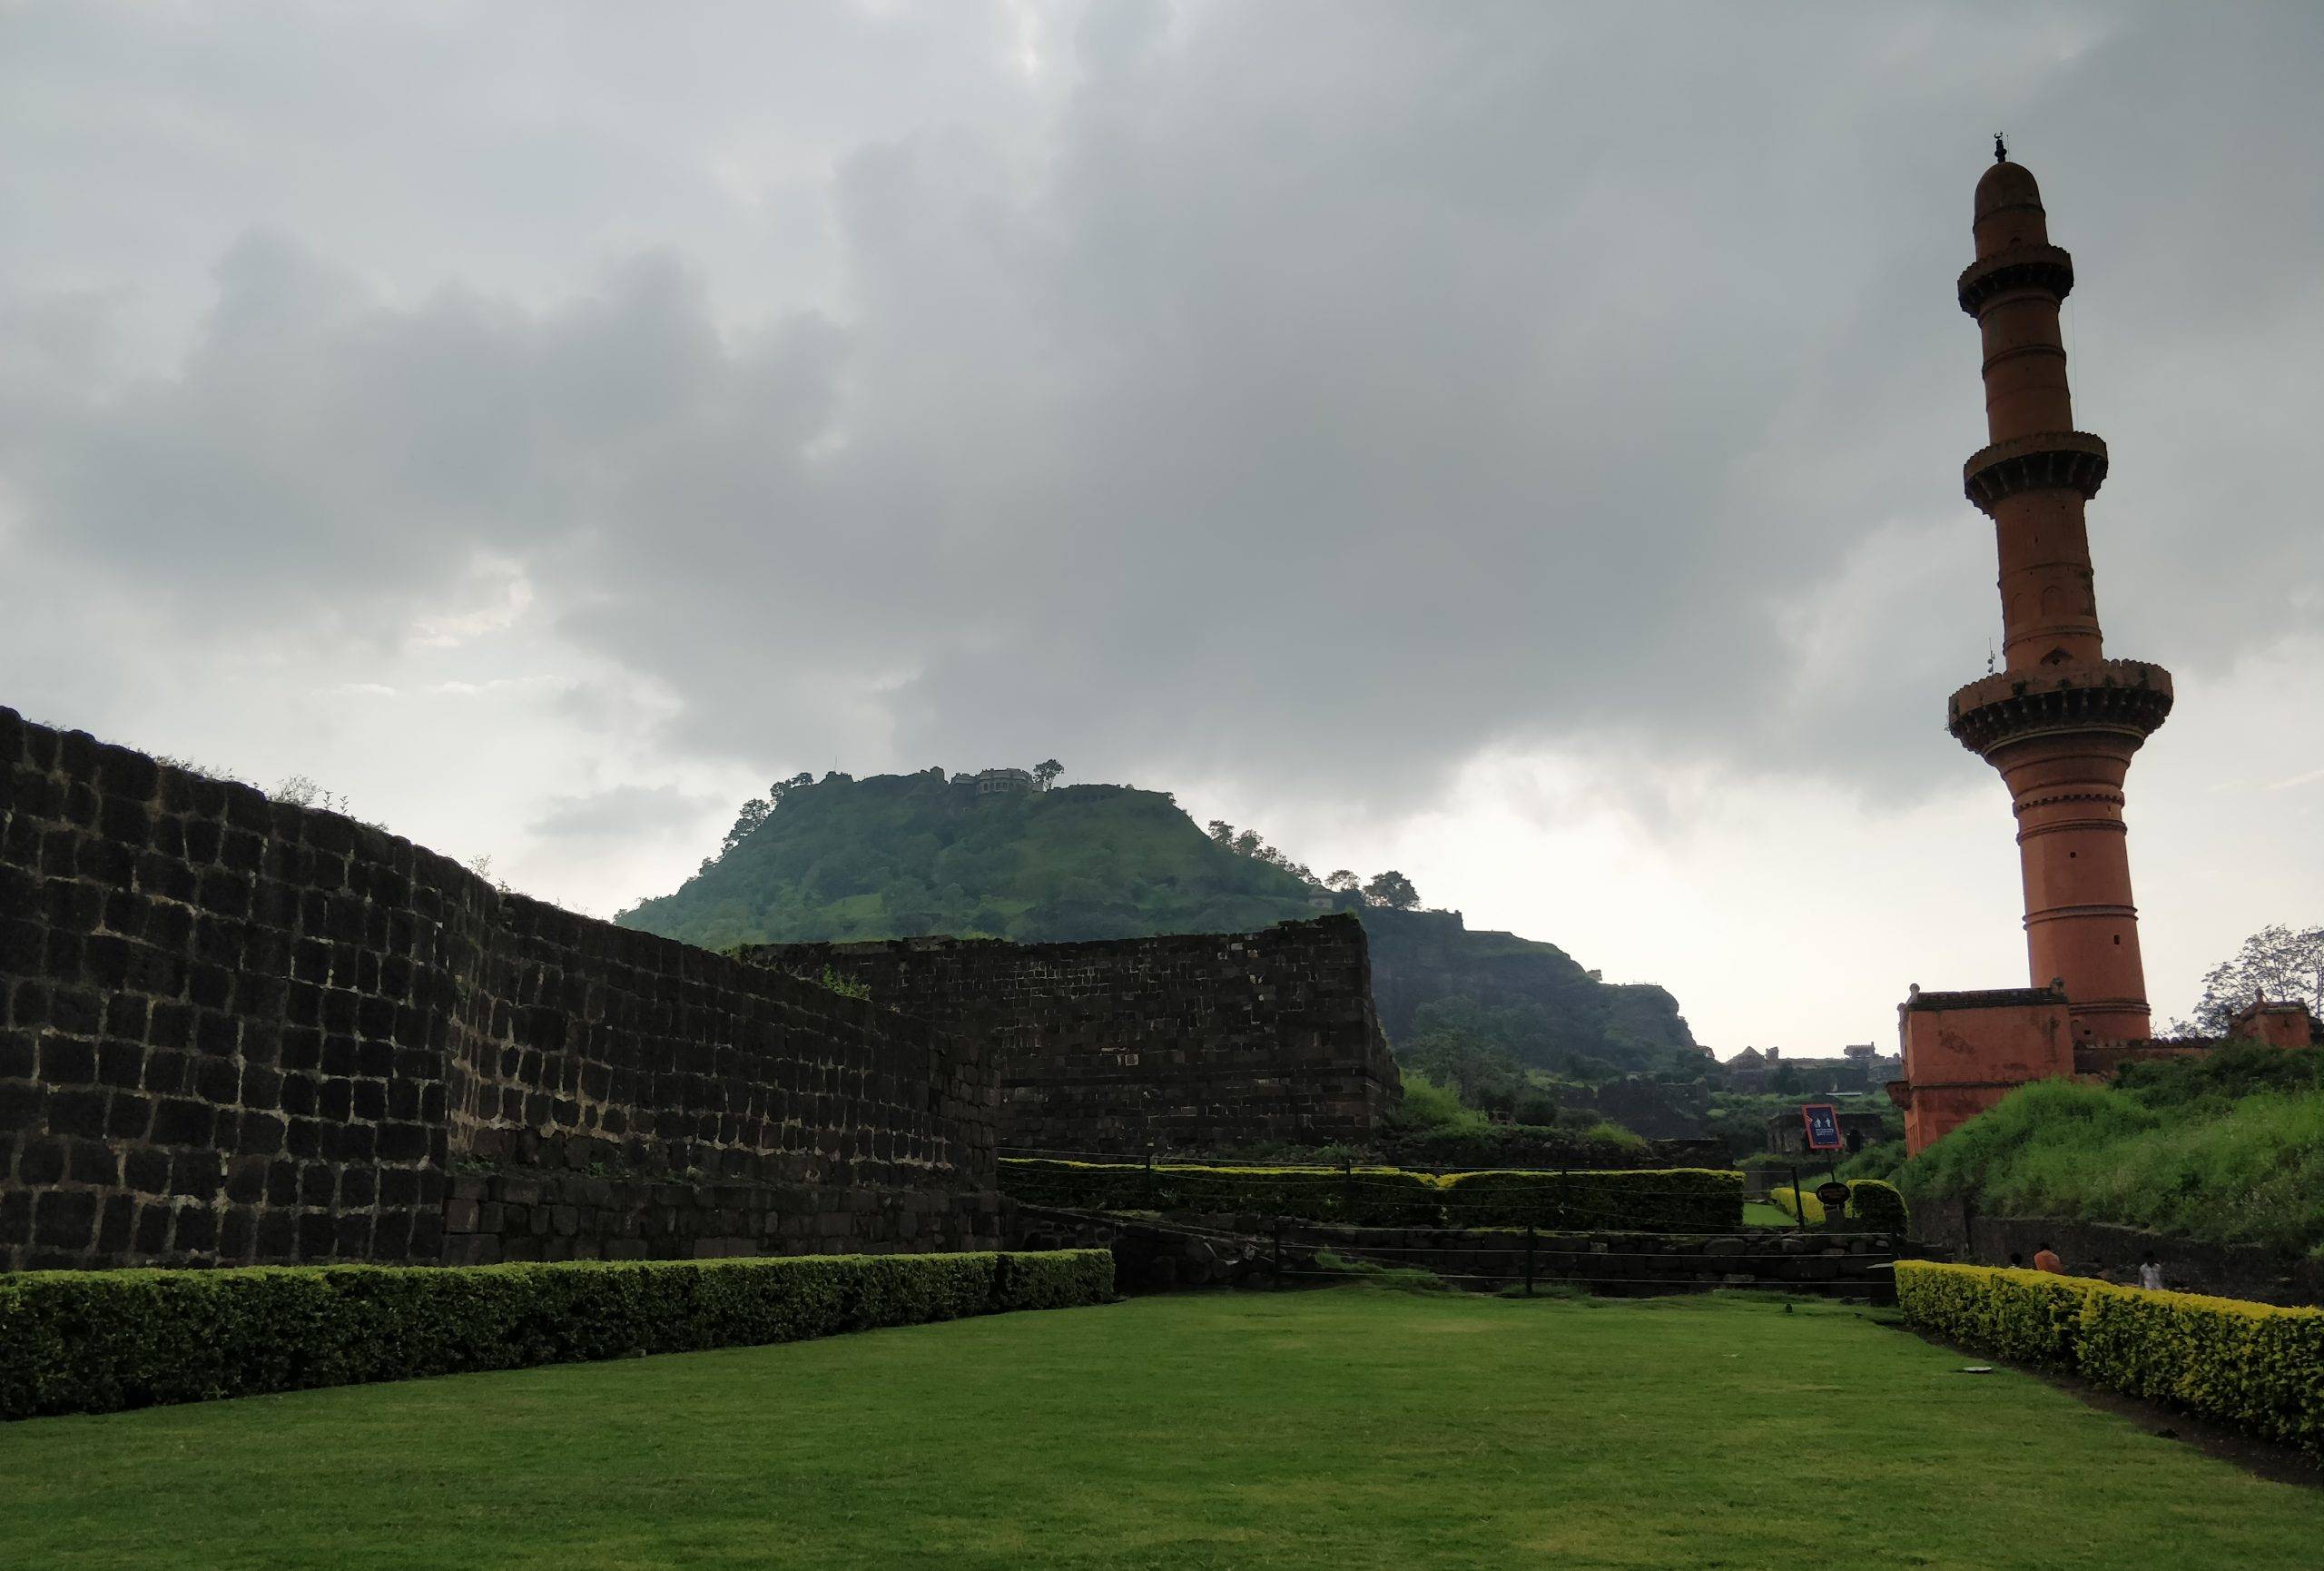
[1789,1166,1802,1228]
[1272,1218,1285,1291]
[1145,1148,1156,1208]
[1525,1224,1537,1298]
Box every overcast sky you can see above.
[4,2,2318,1053]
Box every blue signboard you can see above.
[1802,1103,1844,1152]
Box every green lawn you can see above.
[1741,1200,1795,1228]
[3,1288,2316,1569]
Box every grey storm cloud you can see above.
[528,784,724,842]
[3,0,2319,816]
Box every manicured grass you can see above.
[3,1288,2317,1569]
[1741,1200,1796,1228]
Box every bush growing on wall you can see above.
[1001,1160,1742,1232]
[1895,1260,2324,1454]
[0,1250,1114,1422]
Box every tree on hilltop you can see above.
[1363,870,1421,910]
[711,770,816,870]
[2180,923,2324,1035]
[1034,758,1062,790]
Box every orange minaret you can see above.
[1944,141,2171,1042]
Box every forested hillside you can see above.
[616,768,1701,1078]
[618,771,1319,945]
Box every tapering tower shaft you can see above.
[1945,151,2171,1042]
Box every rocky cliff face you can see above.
[1358,906,1698,1073]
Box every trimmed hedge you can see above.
[1000,1160,1439,1225]
[1002,1159,1742,1232]
[1436,1169,1741,1233]
[1896,1261,2324,1454]
[1768,1179,1909,1232]
[0,1250,1113,1422]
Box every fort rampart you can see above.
[744,915,1401,1154]
[0,706,999,1271]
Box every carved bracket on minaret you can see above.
[1957,243,2074,315]
[1945,658,2173,757]
[1963,430,2108,511]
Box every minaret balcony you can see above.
[1963,430,2109,511]
[1957,243,2075,316]
[1945,659,2172,758]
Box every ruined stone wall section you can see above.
[745,914,1400,1154]
[0,706,997,1271]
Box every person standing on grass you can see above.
[2138,1252,2164,1290]
[2033,1243,2063,1274]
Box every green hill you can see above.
[1894,1044,2324,1260]
[618,771,1319,945]
[615,769,1700,1076]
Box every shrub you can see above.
[816,964,872,1001]
[1895,1261,2324,1454]
[1836,1139,1906,1182]
[1844,1180,1909,1232]
[1000,1159,1440,1226]
[1002,1160,1741,1232]
[1310,1250,1454,1294]
[993,1250,1117,1310]
[1767,1179,1908,1233]
[1436,1168,1740,1232]
[1577,1121,1649,1151]
[0,1250,1113,1422]
[1384,1070,1488,1137]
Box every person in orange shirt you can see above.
[2032,1243,2063,1274]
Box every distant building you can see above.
[971,767,1034,796]
[1764,1107,1889,1158]
[1721,1042,1896,1094]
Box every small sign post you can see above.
[1816,1181,1853,1225]
[1801,1102,1845,1153]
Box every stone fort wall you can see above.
[744,915,1400,1155]
[0,706,998,1271]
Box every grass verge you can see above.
[2,1287,2317,1568]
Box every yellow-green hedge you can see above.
[0,1250,1114,1422]
[1896,1260,2324,1454]
[1768,1179,1909,1232]
[1437,1169,1741,1232]
[1001,1159,1742,1232]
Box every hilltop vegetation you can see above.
[619,770,1324,946]
[1894,1044,2324,1259]
[616,768,1702,1081]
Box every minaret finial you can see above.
[1994,133,2008,163]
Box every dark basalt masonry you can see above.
[0,706,1000,1271]
[744,916,1402,1154]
